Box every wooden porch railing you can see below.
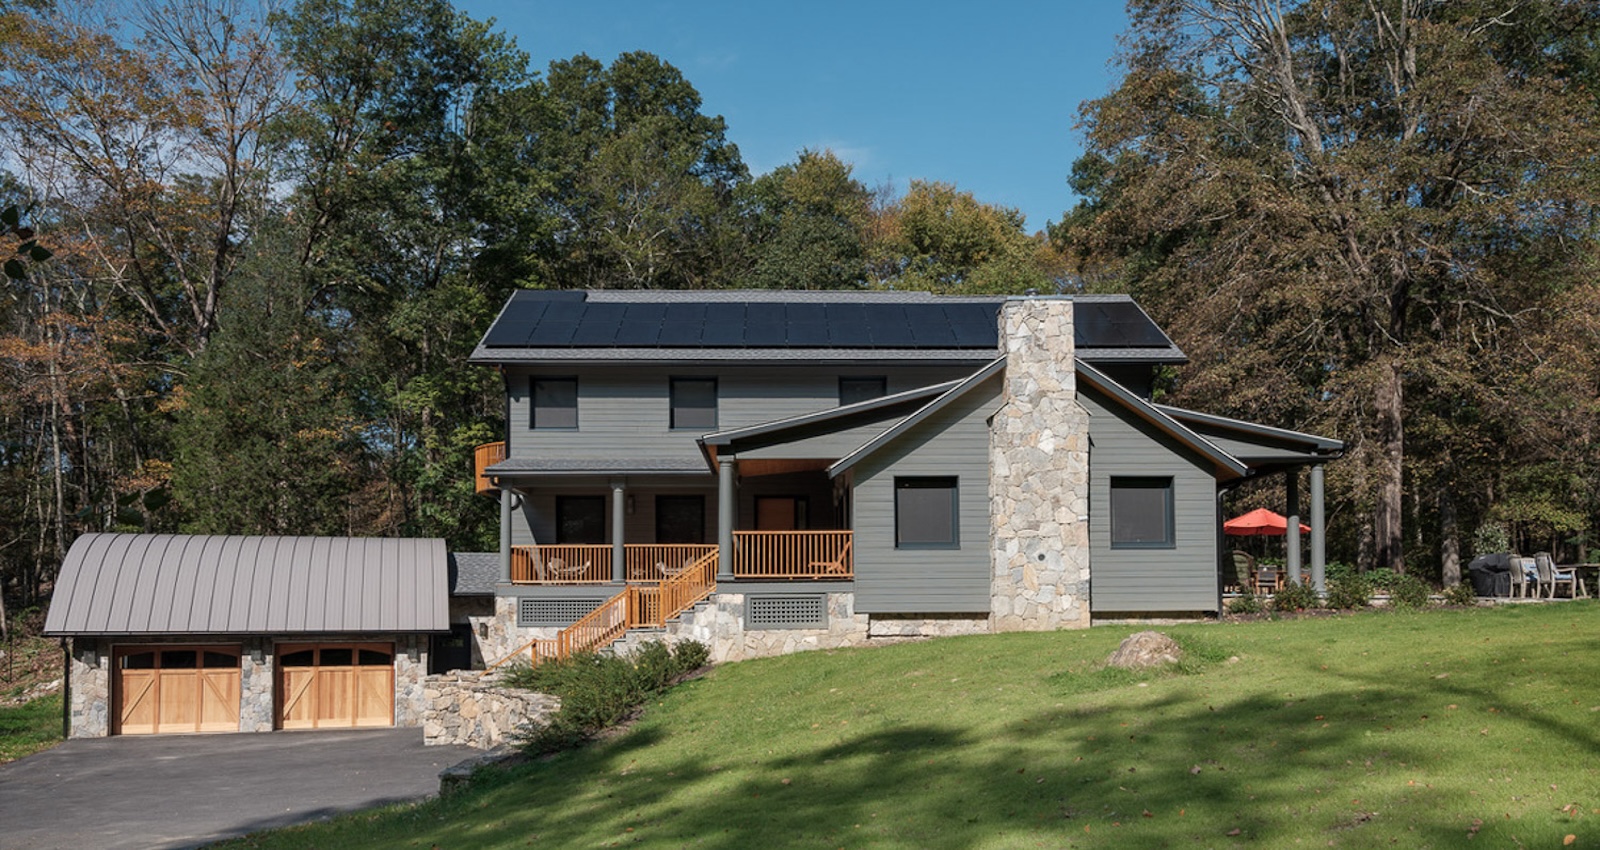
[511,545,613,583]
[625,544,718,583]
[473,441,506,494]
[486,549,722,670]
[732,530,853,579]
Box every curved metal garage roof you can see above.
[44,534,450,636]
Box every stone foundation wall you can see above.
[477,596,562,668]
[865,614,990,638]
[646,592,867,662]
[239,637,274,733]
[422,672,559,749]
[990,298,1092,632]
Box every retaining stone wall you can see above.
[423,672,559,750]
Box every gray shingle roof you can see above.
[449,552,500,596]
[44,534,449,636]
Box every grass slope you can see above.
[0,694,62,763]
[224,604,1599,849]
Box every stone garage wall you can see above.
[68,638,108,738]
[422,672,559,749]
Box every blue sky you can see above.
[452,1,1131,234]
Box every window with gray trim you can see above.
[1110,476,1175,548]
[839,376,887,406]
[670,378,717,429]
[532,377,578,429]
[894,476,959,549]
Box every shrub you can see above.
[1441,581,1478,607]
[1227,590,1264,615]
[1365,568,1401,591]
[1389,573,1433,610]
[1272,581,1319,612]
[1323,561,1357,583]
[507,639,710,753]
[1325,575,1372,610]
[1471,522,1510,558]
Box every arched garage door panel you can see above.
[276,643,394,730]
[114,646,240,735]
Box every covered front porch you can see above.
[507,531,853,584]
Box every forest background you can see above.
[2,0,1597,618]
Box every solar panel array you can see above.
[482,291,1173,351]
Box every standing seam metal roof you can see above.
[44,534,450,635]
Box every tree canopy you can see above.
[1058,0,1600,574]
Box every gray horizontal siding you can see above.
[851,375,1002,613]
[1082,388,1220,613]
[504,365,974,464]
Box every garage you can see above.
[45,533,451,738]
[114,644,241,735]
[276,642,395,729]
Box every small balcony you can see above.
[509,531,853,585]
[474,442,506,494]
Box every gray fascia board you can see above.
[828,357,1008,479]
[469,346,999,365]
[1074,359,1251,480]
[1153,404,1345,452]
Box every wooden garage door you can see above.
[276,643,394,730]
[114,646,240,735]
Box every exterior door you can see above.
[276,643,394,729]
[756,496,808,531]
[114,645,240,735]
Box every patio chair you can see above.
[1534,552,1577,599]
[547,557,593,581]
[808,541,852,576]
[1225,550,1254,593]
[1252,566,1281,596]
[1510,556,1536,599]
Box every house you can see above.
[40,289,1341,739]
[465,290,1342,666]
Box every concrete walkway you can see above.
[0,728,481,849]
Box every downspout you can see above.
[59,638,70,740]
[1216,486,1232,615]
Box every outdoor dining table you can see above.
[1565,564,1598,598]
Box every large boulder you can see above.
[1106,631,1183,669]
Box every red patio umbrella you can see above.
[1224,507,1310,537]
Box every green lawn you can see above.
[0,693,62,763]
[221,604,1599,849]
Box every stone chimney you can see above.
[989,298,1091,631]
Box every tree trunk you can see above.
[1440,485,1459,587]
[1373,359,1405,572]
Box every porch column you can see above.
[611,478,626,584]
[717,456,736,582]
[499,487,513,584]
[1286,470,1302,585]
[1310,464,1327,594]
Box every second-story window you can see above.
[839,376,888,406]
[532,377,578,429]
[670,377,717,430]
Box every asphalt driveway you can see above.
[0,728,481,849]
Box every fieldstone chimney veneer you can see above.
[990,298,1092,631]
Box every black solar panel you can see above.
[1075,302,1171,348]
[656,321,703,346]
[785,322,831,346]
[479,291,1177,354]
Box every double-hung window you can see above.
[670,378,717,430]
[532,377,578,429]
